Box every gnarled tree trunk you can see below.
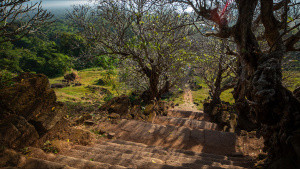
[233,0,300,168]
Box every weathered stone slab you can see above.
[154,116,217,130]
[0,115,39,149]
[116,120,237,156]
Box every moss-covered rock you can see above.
[129,105,142,119]
[147,112,156,123]
[204,101,238,133]
[143,104,155,115]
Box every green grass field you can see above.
[49,69,299,111]
[49,69,122,103]
[191,71,299,110]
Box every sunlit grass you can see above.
[164,92,185,105]
[220,89,235,103]
[191,76,234,110]
[49,68,121,103]
[284,71,300,91]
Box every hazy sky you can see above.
[30,0,89,8]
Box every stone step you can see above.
[74,144,246,169]
[62,148,224,169]
[116,119,237,156]
[21,157,75,169]
[167,110,211,121]
[52,155,128,169]
[95,140,252,168]
[105,140,237,161]
[26,147,128,169]
[154,116,218,130]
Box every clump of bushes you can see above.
[0,69,15,89]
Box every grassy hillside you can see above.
[49,68,119,103]
[49,69,299,112]
[191,71,299,110]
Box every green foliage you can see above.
[129,94,139,103]
[0,18,84,77]
[104,94,114,102]
[21,147,32,155]
[42,140,58,154]
[0,36,74,77]
[0,42,23,72]
[0,69,15,89]
[58,32,86,60]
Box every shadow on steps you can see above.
[115,119,237,156]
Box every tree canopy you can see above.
[0,0,54,43]
[67,0,198,99]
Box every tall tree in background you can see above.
[0,0,54,43]
[171,0,300,168]
[67,0,197,100]
[194,37,237,104]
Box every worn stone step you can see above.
[106,139,247,162]
[61,148,193,169]
[93,140,251,168]
[74,145,225,168]
[116,119,237,156]
[53,155,128,169]
[75,144,248,169]
[21,157,75,169]
[62,148,226,169]
[154,116,218,130]
[167,110,210,121]
[26,147,128,169]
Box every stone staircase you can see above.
[21,108,254,169]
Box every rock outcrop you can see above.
[0,73,66,150]
[99,94,130,117]
[63,71,79,83]
[51,83,66,89]
[129,105,142,119]
[203,101,238,133]
[0,115,39,149]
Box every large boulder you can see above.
[129,105,142,119]
[0,149,26,168]
[51,83,66,89]
[143,104,155,116]
[0,115,39,149]
[157,101,169,115]
[0,73,55,120]
[204,101,238,133]
[99,94,130,116]
[0,73,66,134]
[63,71,79,83]
[30,102,66,133]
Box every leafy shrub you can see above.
[104,94,114,102]
[42,140,58,154]
[0,69,15,89]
